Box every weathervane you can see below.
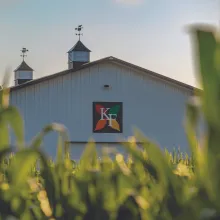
[20,47,29,61]
[75,25,83,40]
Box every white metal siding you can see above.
[10,62,192,159]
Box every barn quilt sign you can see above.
[93,102,123,133]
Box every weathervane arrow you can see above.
[75,25,83,40]
[20,47,29,61]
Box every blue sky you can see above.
[0,0,219,87]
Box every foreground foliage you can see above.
[0,25,219,219]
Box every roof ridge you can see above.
[11,56,199,92]
[106,56,198,91]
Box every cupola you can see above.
[67,25,91,69]
[14,48,33,86]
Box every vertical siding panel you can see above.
[9,92,15,144]
[60,77,64,124]
[33,85,36,137]
[57,77,61,123]
[37,83,42,132]
[34,84,39,132]
[54,78,59,122]
[67,73,72,138]
[72,71,81,139]
[29,86,35,141]
[25,87,29,141]
[63,75,67,127]
[62,75,68,129]
[70,72,75,139]
[40,81,48,126]
[80,71,83,130]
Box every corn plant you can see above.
[0,24,219,219]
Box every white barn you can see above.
[9,39,197,160]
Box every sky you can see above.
[0,0,220,87]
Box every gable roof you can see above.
[10,56,199,93]
[68,40,91,53]
[14,61,34,72]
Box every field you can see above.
[0,25,220,219]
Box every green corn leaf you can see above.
[1,70,11,90]
[79,138,98,171]
[36,148,59,218]
[20,210,35,220]
[30,123,69,158]
[0,119,9,151]
[133,128,173,178]
[1,107,24,149]
[190,26,220,205]
[190,27,220,134]
[9,149,38,187]
[185,97,200,157]
[0,106,24,152]
[0,71,11,109]
[56,134,64,164]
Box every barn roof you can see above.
[14,61,34,72]
[68,40,91,53]
[10,56,198,92]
